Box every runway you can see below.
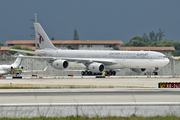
[0,77,180,117]
[0,88,180,96]
[0,89,180,117]
[0,78,180,103]
[0,88,180,103]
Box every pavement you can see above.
[0,76,180,88]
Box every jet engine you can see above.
[11,66,14,70]
[88,63,105,73]
[130,68,146,73]
[11,66,23,69]
[51,60,68,69]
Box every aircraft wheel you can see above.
[81,71,85,76]
[85,71,88,75]
[88,71,92,75]
[152,72,158,75]
[154,72,158,75]
[112,71,116,76]
[97,73,102,75]
[109,71,113,75]
[105,71,109,76]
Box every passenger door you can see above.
[122,53,126,60]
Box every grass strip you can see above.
[0,85,154,89]
[0,86,50,89]
[0,115,180,120]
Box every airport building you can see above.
[0,40,175,58]
[4,40,123,49]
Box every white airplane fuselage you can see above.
[36,49,169,70]
[0,65,11,75]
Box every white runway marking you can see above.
[1,102,180,107]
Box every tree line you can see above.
[121,29,180,56]
[1,28,180,56]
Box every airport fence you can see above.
[0,58,179,76]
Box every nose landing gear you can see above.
[152,72,158,75]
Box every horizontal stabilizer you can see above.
[9,49,45,55]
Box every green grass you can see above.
[0,115,180,120]
[0,86,50,89]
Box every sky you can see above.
[0,0,180,46]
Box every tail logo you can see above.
[37,33,44,44]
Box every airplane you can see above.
[0,54,24,76]
[0,54,48,77]
[9,22,170,76]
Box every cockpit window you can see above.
[158,56,167,58]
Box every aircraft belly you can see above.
[120,59,167,68]
[120,59,149,68]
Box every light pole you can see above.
[34,13,37,50]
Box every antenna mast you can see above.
[34,13,37,50]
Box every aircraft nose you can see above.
[160,58,169,67]
[164,58,170,65]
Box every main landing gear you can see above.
[105,71,116,76]
[81,71,102,76]
[81,70,116,76]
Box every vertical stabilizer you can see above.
[34,23,57,50]
[11,55,23,68]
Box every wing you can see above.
[16,55,118,66]
[63,58,117,65]
[10,48,118,65]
